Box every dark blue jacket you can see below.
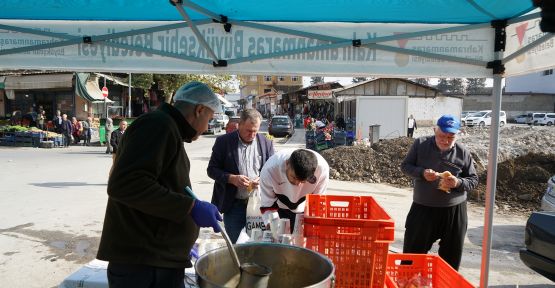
[208,131,274,213]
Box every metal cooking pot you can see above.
[195,243,335,288]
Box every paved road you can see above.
[0,128,552,287]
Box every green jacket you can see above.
[97,103,198,268]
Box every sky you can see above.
[302,77,495,87]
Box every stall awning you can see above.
[4,74,73,90]
[95,73,131,87]
[76,73,113,103]
[217,94,234,108]
[0,76,5,89]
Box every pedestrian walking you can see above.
[407,114,417,138]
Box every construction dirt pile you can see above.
[320,125,555,214]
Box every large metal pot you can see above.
[195,243,335,288]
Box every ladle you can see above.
[218,221,272,288]
[185,187,271,287]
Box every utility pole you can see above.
[104,76,107,118]
[128,73,132,117]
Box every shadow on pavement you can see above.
[66,151,112,155]
[467,224,525,253]
[201,134,221,139]
[327,186,406,198]
[190,156,211,161]
[489,285,555,288]
[30,182,107,188]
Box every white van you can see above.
[465,110,507,127]
[527,112,546,125]
[538,113,555,126]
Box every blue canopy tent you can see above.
[1,1,554,286]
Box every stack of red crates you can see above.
[304,195,395,288]
[385,254,475,288]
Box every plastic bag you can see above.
[245,190,266,237]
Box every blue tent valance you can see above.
[0,0,534,24]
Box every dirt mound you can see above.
[320,126,555,214]
[320,137,413,187]
[474,153,555,213]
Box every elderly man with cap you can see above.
[400,114,478,271]
[97,81,223,288]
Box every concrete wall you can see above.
[0,91,5,117]
[408,96,462,127]
[505,71,555,93]
[462,93,555,119]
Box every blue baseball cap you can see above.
[437,115,460,134]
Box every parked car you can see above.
[520,211,555,281]
[461,111,477,126]
[225,116,241,133]
[464,110,507,127]
[215,114,229,128]
[541,175,555,211]
[538,113,555,126]
[527,112,546,125]
[204,118,222,135]
[268,115,294,137]
[514,114,528,124]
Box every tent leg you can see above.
[479,73,503,288]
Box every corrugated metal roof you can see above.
[4,74,73,90]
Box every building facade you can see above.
[238,75,303,112]
[505,69,555,93]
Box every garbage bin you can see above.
[369,124,380,145]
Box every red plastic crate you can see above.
[386,254,475,288]
[304,195,395,288]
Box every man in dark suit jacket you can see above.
[110,120,128,155]
[208,109,274,243]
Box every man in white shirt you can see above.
[408,114,417,138]
[259,148,329,233]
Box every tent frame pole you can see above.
[480,19,507,288]
[503,33,555,64]
[172,4,221,64]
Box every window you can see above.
[263,76,272,82]
[250,89,257,95]
[291,76,299,82]
[278,76,285,82]
[263,89,272,93]
[249,76,257,82]
[543,69,553,76]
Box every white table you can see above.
[58,259,198,288]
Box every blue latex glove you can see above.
[189,245,199,260]
[190,200,222,233]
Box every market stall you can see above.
[1,1,555,286]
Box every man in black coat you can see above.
[97,82,223,288]
[208,109,274,243]
[109,120,128,155]
[60,114,73,147]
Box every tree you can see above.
[150,74,234,103]
[447,78,465,94]
[466,78,487,94]
[412,78,429,86]
[128,74,154,97]
[435,78,465,94]
[310,76,324,85]
[436,78,450,92]
[352,77,367,83]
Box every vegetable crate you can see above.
[385,254,475,288]
[304,195,395,288]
